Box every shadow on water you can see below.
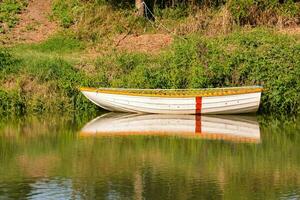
[0,113,299,199]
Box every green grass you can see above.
[228,0,300,25]
[51,0,79,28]
[92,28,300,115]
[1,19,300,116]
[50,0,300,38]
[14,33,84,54]
[0,0,28,33]
[0,38,96,115]
[30,34,84,53]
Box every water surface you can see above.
[0,113,299,200]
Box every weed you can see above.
[155,5,189,20]
[52,0,79,28]
[91,29,300,115]
[0,89,26,115]
[14,33,84,54]
[0,0,27,32]
[228,0,300,26]
[0,48,20,76]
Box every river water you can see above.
[0,113,299,200]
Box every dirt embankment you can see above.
[115,33,173,53]
[3,0,299,52]
[5,0,173,54]
[8,0,57,43]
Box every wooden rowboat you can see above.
[80,113,260,143]
[80,86,263,115]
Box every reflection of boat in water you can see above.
[80,113,260,143]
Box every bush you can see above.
[0,48,20,75]
[25,57,97,112]
[0,90,26,115]
[155,5,190,20]
[92,29,300,115]
[2,28,300,115]
[228,0,300,25]
[52,0,80,28]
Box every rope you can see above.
[141,2,187,41]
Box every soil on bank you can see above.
[115,33,173,53]
[8,0,57,43]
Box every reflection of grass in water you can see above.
[0,116,300,199]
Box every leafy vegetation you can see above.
[51,0,80,28]
[1,28,300,115]
[0,43,98,115]
[1,0,300,116]
[51,1,152,43]
[93,29,300,115]
[28,33,84,53]
[227,0,300,26]
[0,0,28,33]
[0,48,20,76]
[49,0,300,42]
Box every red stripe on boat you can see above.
[195,96,202,114]
[195,115,201,134]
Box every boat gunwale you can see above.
[80,86,263,98]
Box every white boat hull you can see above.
[81,91,261,115]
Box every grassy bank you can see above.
[0,0,28,33]
[1,28,300,115]
[96,29,300,114]
[1,0,300,115]
[50,0,300,43]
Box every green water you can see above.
[0,114,300,200]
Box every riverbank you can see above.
[1,1,300,116]
[1,28,299,115]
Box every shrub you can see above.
[0,90,26,115]
[227,0,300,26]
[155,5,190,20]
[2,28,300,115]
[92,29,300,115]
[24,57,97,112]
[52,0,80,28]
[0,48,20,75]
